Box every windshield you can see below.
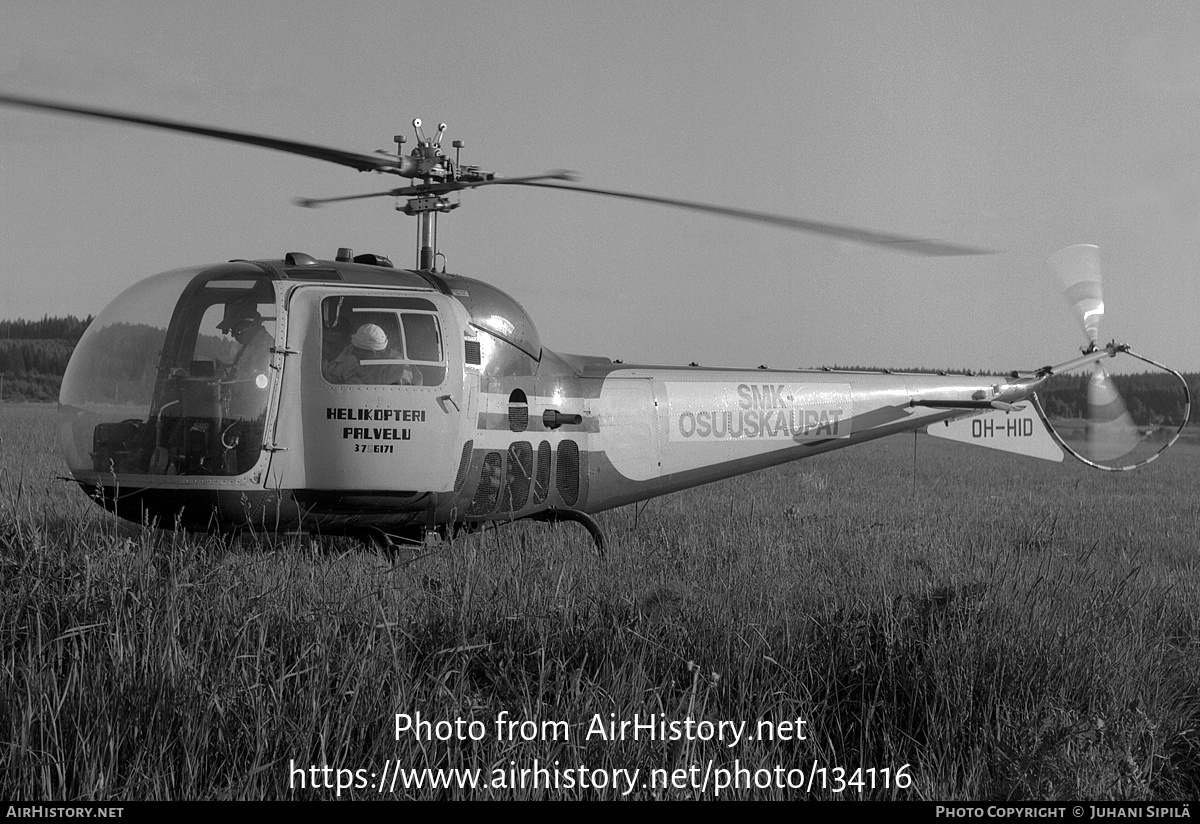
[59,264,279,479]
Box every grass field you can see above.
[2,403,1198,800]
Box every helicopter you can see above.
[0,92,1191,552]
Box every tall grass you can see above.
[2,405,1198,799]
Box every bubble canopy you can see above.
[59,263,279,480]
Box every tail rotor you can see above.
[1037,244,1190,470]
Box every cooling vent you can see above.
[556,440,580,507]
[504,441,533,512]
[533,441,551,505]
[453,440,474,492]
[471,451,502,514]
[464,340,482,365]
[509,406,528,432]
[508,389,528,432]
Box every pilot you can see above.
[325,323,419,385]
[215,297,274,472]
[218,297,274,377]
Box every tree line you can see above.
[1038,371,1196,428]
[0,315,93,401]
[0,315,93,341]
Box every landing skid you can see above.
[525,509,606,556]
[345,512,606,557]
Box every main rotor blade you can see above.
[0,91,411,175]
[295,190,403,208]
[506,181,996,256]
[0,90,994,256]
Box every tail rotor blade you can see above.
[1050,244,1104,346]
[1085,363,1143,462]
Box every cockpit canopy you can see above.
[58,255,548,484]
[60,263,279,479]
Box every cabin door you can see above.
[271,287,466,492]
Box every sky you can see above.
[1,1,1199,373]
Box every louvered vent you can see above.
[533,441,551,505]
[556,440,580,507]
[464,339,482,365]
[453,440,474,492]
[508,388,528,432]
[471,451,503,514]
[504,441,533,512]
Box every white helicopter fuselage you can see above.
[58,254,1049,544]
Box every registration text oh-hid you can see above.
[971,416,1036,439]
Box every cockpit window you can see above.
[321,296,446,386]
[59,265,280,479]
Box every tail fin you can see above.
[927,404,1064,462]
[928,347,1190,471]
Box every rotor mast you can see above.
[396,118,462,271]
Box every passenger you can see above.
[325,323,419,385]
